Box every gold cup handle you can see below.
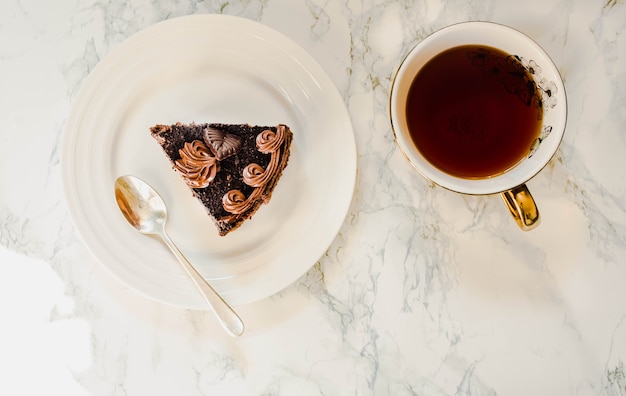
[500,184,540,231]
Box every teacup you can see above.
[390,22,567,230]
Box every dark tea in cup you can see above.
[405,45,543,179]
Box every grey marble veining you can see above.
[1,0,626,395]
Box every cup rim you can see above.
[389,21,567,195]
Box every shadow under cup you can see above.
[390,22,567,231]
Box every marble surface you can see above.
[1,0,625,394]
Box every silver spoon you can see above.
[114,175,244,337]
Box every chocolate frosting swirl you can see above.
[242,163,268,188]
[222,190,249,215]
[256,125,285,154]
[174,140,219,189]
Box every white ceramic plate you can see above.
[62,15,356,309]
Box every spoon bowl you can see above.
[115,176,167,234]
[114,175,245,337]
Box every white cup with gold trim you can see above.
[390,22,567,230]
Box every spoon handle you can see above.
[160,230,245,337]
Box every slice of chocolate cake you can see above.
[151,122,293,236]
